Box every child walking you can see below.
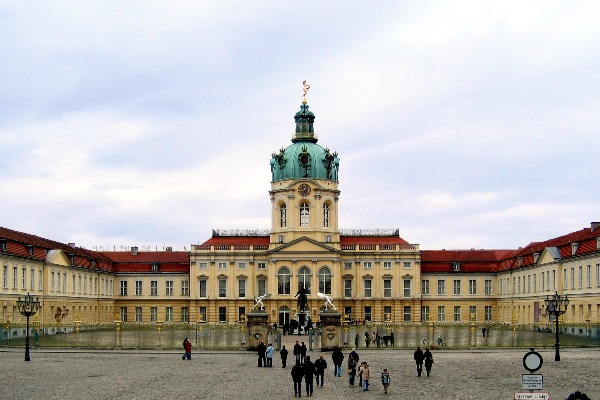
[380,368,391,394]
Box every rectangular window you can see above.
[363,261,372,270]
[78,275,82,293]
[22,267,26,289]
[541,272,545,291]
[533,274,537,292]
[437,279,446,295]
[181,307,189,322]
[597,264,600,287]
[571,267,575,289]
[344,306,353,320]
[484,279,492,295]
[453,279,461,295]
[403,279,411,297]
[120,307,128,322]
[383,261,392,269]
[150,307,158,322]
[403,261,411,269]
[383,279,392,298]
[199,280,207,298]
[421,279,430,295]
[218,279,227,298]
[199,262,208,270]
[120,280,128,296]
[454,306,461,321]
[30,268,34,290]
[469,279,477,295]
[403,306,411,322]
[238,307,246,321]
[219,306,227,322]
[166,280,174,296]
[181,280,189,296]
[437,306,445,321]
[3,264,7,288]
[165,307,173,322]
[364,306,372,321]
[238,262,246,270]
[135,307,143,322]
[344,279,352,298]
[421,305,430,322]
[135,280,143,296]
[238,280,246,298]
[199,306,207,322]
[485,306,492,321]
[383,306,392,321]
[257,278,266,297]
[579,266,583,288]
[39,270,43,290]
[151,280,158,296]
[344,262,352,270]
[469,306,477,319]
[218,262,227,270]
[257,263,266,269]
[587,265,591,288]
[364,279,372,298]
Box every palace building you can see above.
[1,92,600,334]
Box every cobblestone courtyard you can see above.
[0,347,597,400]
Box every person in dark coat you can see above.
[331,346,344,377]
[291,360,305,397]
[280,345,289,368]
[303,356,316,396]
[182,337,192,360]
[414,346,425,377]
[314,353,327,387]
[424,348,434,377]
[300,341,307,364]
[293,341,302,363]
[347,352,358,387]
[257,341,267,367]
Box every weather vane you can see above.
[302,80,310,103]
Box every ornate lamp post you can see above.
[544,291,569,361]
[16,293,41,361]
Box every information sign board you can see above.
[514,393,549,400]
[522,374,543,390]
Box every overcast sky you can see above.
[1,1,599,251]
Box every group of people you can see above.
[413,346,434,377]
[256,341,276,367]
[290,354,328,397]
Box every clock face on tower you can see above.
[298,184,311,197]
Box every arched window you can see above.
[322,203,329,227]
[300,202,310,226]
[318,266,332,294]
[298,266,311,293]
[280,204,286,227]
[278,267,291,295]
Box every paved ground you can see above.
[0,345,597,400]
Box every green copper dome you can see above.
[270,102,339,182]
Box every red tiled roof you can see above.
[100,251,189,273]
[421,249,512,273]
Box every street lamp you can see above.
[544,291,569,361]
[16,293,40,361]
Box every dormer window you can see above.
[69,254,75,265]
[571,243,579,255]
[278,235,285,244]
[517,257,523,267]
[151,263,159,272]
[533,253,540,263]
[26,244,34,256]
[597,237,600,251]
[452,262,461,272]
[0,239,6,252]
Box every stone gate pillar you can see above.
[246,311,269,351]
[319,310,341,351]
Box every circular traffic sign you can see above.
[523,349,543,372]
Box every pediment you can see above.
[539,247,561,265]
[46,249,71,266]
[269,236,338,254]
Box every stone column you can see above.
[319,310,342,351]
[246,311,269,351]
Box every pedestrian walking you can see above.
[314,354,327,387]
[303,355,316,397]
[182,337,192,360]
[347,352,358,387]
[361,362,371,391]
[266,343,274,367]
[280,345,289,368]
[414,346,424,377]
[291,360,304,397]
[424,348,434,377]
[380,368,391,394]
[293,341,301,363]
[331,346,344,377]
[358,361,364,387]
[364,331,370,347]
[300,341,307,364]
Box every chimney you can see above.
[131,246,138,256]
[591,222,600,232]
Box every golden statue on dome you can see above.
[302,80,310,103]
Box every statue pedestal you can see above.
[319,310,342,351]
[246,311,269,351]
